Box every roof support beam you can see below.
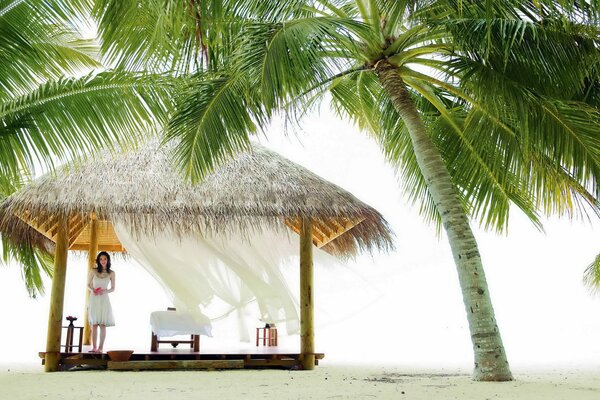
[300,217,315,370]
[68,216,88,248]
[44,214,69,372]
[83,213,99,345]
[317,217,364,248]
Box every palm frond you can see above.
[403,74,541,231]
[93,0,270,73]
[583,252,600,294]
[445,17,599,99]
[0,70,175,179]
[1,232,53,298]
[378,91,443,231]
[375,1,414,37]
[440,0,600,23]
[330,69,382,134]
[438,50,600,220]
[330,68,444,230]
[278,65,367,126]
[93,0,198,72]
[239,16,371,111]
[228,0,313,22]
[517,0,600,23]
[164,73,264,182]
[0,0,100,99]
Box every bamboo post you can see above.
[44,215,69,372]
[83,213,99,345]
[300,217,315,370]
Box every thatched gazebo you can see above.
[0,142,393,372]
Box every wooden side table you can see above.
[62,325,83,353]
[255,327,278,346]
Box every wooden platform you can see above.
[38,350,325,371]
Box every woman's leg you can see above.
[98,325,107,352]
[91,324,98,352]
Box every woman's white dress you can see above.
[88,275,115,326]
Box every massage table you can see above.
[150,310,212,352]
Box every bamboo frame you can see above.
[44,215,69,372]
[300,217,315,370]
[285,216,365,248]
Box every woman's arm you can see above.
[87,270,96,294]
[106,271,116,293]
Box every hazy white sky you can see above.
[1,107,599,370]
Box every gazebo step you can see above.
[243,358,298,368]
[107,359,243,370]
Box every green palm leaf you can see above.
[165,73,264,182]
[248,17,371,110]
[1,227,53,298]
[93,0,204,72]
[584,252,600,293]
[0,1,99,99]
[0,70,175,179]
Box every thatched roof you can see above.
[0,142,393,257]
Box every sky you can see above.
[0,106,599,371]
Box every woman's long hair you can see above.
[95,251,112,273]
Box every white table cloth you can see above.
[150,311,212,337]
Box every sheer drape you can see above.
[114,222,301,341]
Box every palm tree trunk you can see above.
[375,60,513,381]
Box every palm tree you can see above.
[0,0,174,296]
[92,0,600,380]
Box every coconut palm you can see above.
[0,0,175,296]
[91,0,600,380]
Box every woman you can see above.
[87,251,115,353]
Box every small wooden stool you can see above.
[255,327,278,346]
[62,325,83,353]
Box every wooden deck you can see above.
[38,349,325,371]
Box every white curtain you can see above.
[113,222,302,342]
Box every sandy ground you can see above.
[1,363,599,400]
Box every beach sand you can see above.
[1,363,598,400]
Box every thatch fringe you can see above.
[1,214,55,255]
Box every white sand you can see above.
[1,363,599,400]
